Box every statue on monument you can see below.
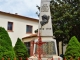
[40,15,49,26]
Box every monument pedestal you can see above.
[34,37,58,57]
[28,55,62,60]
[29,37,63,60]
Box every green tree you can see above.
[14,38,29,60]
[0,27,15,60]
[65,36,80,60]
[50,0,80,42]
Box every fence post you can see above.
[70,57,73,60]
[78,57,80,60]
[26,58,28,60]
[14,57,16,60]
[20,57,22,60]
[8,58,10,60]
[58,58,60,60]
[63,57,66,60]
[2,57,4,60]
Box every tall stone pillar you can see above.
[28,0,62,60]
[34,0,58,57]
[39,0,53,36]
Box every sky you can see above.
[0,0,41,19]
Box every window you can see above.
[7,22,13,31]
[26,25,32,33]
[24,42,30,55]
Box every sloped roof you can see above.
[0,11,39,22]
[22,33,37,39]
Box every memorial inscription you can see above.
[41,4,49,12]
[39,28,51,30]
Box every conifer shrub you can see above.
[64,36,80,60]
[0,27,15,60]
[14,38,29,60]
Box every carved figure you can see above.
[40,15,49,26]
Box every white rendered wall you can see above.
[59,41,62,55]
[0,14,38,46]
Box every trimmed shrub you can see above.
[14,38,29,60]
[0,27,15,60]
[64,36,80,60]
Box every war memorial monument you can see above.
[28,0,62,60]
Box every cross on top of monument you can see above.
[41,0,51,2]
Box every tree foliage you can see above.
[14,38,29,60]
[50,0,80,43]
[65,36,80,60]
[0,27,15,60]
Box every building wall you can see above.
[59,41,67,55]
[63,44,67,54]
[59,41,62,55]
[0,14,38,46]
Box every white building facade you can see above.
[0,11,65,56]
[0,11,39,46]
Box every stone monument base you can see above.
[28,55,63,60]
[34,37,58,56]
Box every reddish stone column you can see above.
[30,41,34,56]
